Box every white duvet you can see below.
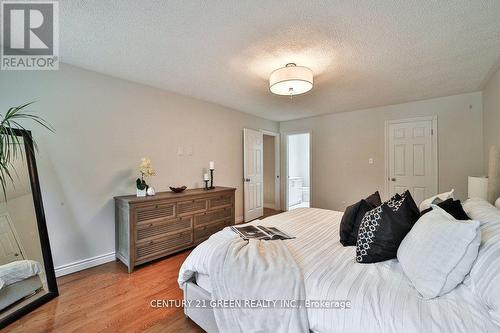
[179,207,500,333]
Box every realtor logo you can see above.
[1,1,59,70]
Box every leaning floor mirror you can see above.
[0,129,58,328]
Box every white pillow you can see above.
[397,205,480,299]
[419,189,455,212]
[463,198,500,226]
[462,198,500,325]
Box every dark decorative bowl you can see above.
[169,186,187,193]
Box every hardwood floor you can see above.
[5,210,286,333]
[262,208,282,218]
[5,250,204,333]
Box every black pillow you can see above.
[394,190,419,217]
[420,198,470,220]
[365,191,383,207]
[339,191,382,246]
[356,191,420,263]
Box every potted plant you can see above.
[136,157,155,197]
[0,102,53,200]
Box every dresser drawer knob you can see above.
[149,223,153,227]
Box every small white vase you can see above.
[147,187,156,196]
[136,188,147,197]
[495,197,500,210]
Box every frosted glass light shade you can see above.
[468,176,489,200]
[269,64,313,96]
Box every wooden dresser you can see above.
[114,187,236,272]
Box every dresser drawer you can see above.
[178,199,207,216]
[208,193,233,210]
[194,207,232,227]
[194,219,230,243]
[135,202,176,223]
[136,216,193,242]
[136,231,193,261]
[115,187,235,273]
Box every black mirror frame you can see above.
[0,129,58,329]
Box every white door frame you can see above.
[384,116,438,200]
[262,130,281,211]
[283,130,313,211]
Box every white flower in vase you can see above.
[136,157,156,197]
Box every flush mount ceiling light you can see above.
[269,63,313,96]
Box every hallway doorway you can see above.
[285,132,311,211]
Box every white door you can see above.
[0,214,24,265]
[387,118,437,205]
[244,128,264,222]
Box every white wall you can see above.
[280,92,484,211]
[263,135,275,206]
[0,64,278,272]
[483,66,500,170]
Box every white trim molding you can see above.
[235,215,244,224]
[55,252,116,277]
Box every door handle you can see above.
[391,178,396,182]
[14,253,19,257]
[244,178,250,182]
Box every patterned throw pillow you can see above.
[356,191,420,263]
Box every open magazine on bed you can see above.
[231,225,294,240]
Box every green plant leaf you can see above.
[0,102,54,201]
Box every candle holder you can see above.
[204,179,209,190]
[209,169,215,189]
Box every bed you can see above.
[0,260,44,311]
[179,205,500,333]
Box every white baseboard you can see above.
[264,203,276,209]
[55,252,116,277]
[235,215,244,224]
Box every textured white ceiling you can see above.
[60,1,500,121]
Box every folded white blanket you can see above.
[180,230,309,333]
